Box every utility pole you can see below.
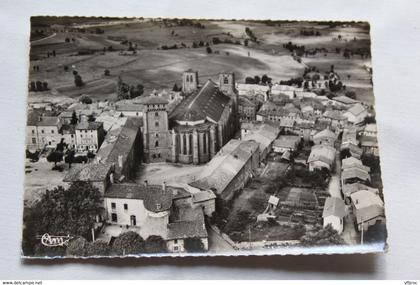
[360,220,364,245]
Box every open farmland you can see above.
[29,18,375,104]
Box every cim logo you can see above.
[37,233,73,247]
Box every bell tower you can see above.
[219,72,236,95]
[182,69,199,93]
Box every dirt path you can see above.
[30,33,57,44]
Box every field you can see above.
[29,18,375,105]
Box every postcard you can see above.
[22,17,387,258]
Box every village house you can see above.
[236,83,270,102]
[26,109,62,150]
[189,139,260,201]
[102,181,209,253]
[331,95,358,108]
[273,135,301,153]
[362,123,378,137]
[342,182,379,200]
[115,102,144,117]
[342,157,370,172]
[241,122,280,160]
[307,144,336,172]
[191,190,216,217]
[341,167,371,185]
[238,96,258,121]
[350,190,385,232]
[95,117,143,181]
[63,163,113,194]
[360,136,380,156]
[340,141,363,159]
[59,124,76,149]
[312,128,337,146]
[321,110,347,130]
[322,197,346,234]
[75,121,106,153]
[343,103,368,125]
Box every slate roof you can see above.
[242,123,280,151]
[104,183,178,213]
[350,190,385,224]
[332,95,358,105]
[170,80,231,123]
[313,128,336,140]
[346,103,366,116]
[307,144,336,166]
[192,190,216,203]
[75,121,103,130]
[27,110,60,127]
[274,135,301,149]
[323,110,346,121]
[137,95,169,105]
[342,167,371,182]
[63,163,111,182]
[189,139,259,194]
[323,197,346,218]
[342,183,379,197]
[167,220,208,240]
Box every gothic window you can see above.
[224,76,229,84]
[186,75,189,82]
[155,121,159,127]
[155,141,159,147]
[203,133,207,154]
[189,134,193,155]
[155,112,159,117]
[183,134,187,155]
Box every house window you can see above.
[31,130,35,134]
[31,138,36,144]
[41,130,44,134]
[124,204,128,211]
[51,130,54,134]
[174,239,178,244]
[111,202,116,210]
[155,121,159,127]
[130,215,136,226]
[136,112,139,116]
[203,133,207,154]
[173,246,179,251]
[155,112,159,117]
[155,141,159,147]
[111,213,117,223]
[71,134,74,138]
[224,77,229,84]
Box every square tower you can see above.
[182,69,199,93]
[219,72,236,95]
[140,96,172,163]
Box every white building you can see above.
[322,197,346,234]
[343,103,368,124]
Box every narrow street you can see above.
[327,150,343,198]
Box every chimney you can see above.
[162,181,166,191]
[118,155,123,168]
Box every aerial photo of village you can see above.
[22,17,387,258]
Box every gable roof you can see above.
[307,144,336,166]
[75,121,103,130]
[167,220,208,240]
[350,190,385,224]
[274,135,301,149]
[137,95,169,105]
[323,197,346,218]
[313,128,336,140]
[63,163,111,182]
[342,183,379,197]
[346,103,366,116]
[189,139,259,194]
[170,80,231,123]
[242,123,280,151]
[342,167,371,182]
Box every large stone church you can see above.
[140,70,239,164]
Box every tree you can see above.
[129,84,144,98]
[80,95,92,104]
[144,235,167,253]
[300,224,344,246]
[245,77,255,84]
[36,81,44,91]
[66,149,75,168]
[66,237,88,257]
[86,240,111,256]
[87,114,95,122]
[112,231,145,255]
[74,74,84,87]
[71,110,78,125]
[206,46,212,54]
[184,237,206,253]
[22,182,103,255]
[254,75,261,84]
[56,138,67,152]
[47,151,63,166]
[42,82,48,90]
[172,83,180,92]
[345,91,356,100]
[104,69,110,76]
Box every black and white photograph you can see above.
[22,16,387,258]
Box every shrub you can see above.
[86,240,111,256]
[184,237,206,253]
[144,235,167,254]
[112,231,144,255]
[66,237,88,257]
[79,95,92,104]
[104,69,110,76]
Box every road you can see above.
[327,150,342,198]
[30,33,57,45]
[207,227,235,253]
